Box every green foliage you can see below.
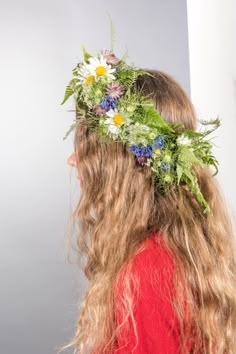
[178,147,202,167]
[116,66,148,90]
[81,45,91,62]
[60,78,81,105]
[61,85,73,105]
[60,42,221,214]
[63,121,77,141]
[198,116,221,137]
[141,105,174,132]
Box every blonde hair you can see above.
[57,70,236,354]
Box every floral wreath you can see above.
[61,46,220,214]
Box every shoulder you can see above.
[113,232,176,303]
[132,233,175,279]
[131,233,176,303]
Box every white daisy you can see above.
[104,109,125,137]
[86,55,116,80]
[77,64,95,86]
[177,134,192,146]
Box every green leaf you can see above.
[199,116,221,128]
[183,168,196,186]
[81,45,91,62]
[172,123,185,130]
[176,164,183,184]
[72,67,78,76]
[141,106,174,132]
[60,85,74,105]
[63,122,76,141]
[178,147,202,166]
[116,67,148,90]
[107,13,115,51]
[182,169,212,214]
[199,116,221,137]
[181,129,204,138]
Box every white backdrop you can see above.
[187,0,236,214]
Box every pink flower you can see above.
[106,82,125,99]
[93,105,107,116]
[102,50,119,65]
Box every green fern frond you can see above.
[141,106,174,132]
[199,116,221,137]
[61,85,74,105]
[182,171,211,214]
[117,67,148,90]
[63,121,77,141]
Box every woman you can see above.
[59,68,236,353]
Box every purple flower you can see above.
[106,82,125,99]
[102,50,119,65]
[100,95,118,111]
[93,105,107,116]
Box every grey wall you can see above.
[0,1,190,353]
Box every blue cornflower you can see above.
[130,144,153,157]
[130,145,142,157]
[100,95,118,110]
[152,135,165,150]
[143,145,153,157]
[161,162,169,172]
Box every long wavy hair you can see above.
[58,70,236,354]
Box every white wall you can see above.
[187,0,236,213]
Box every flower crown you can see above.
[61,46,220,214]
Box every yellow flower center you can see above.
[113,114,124,126]
[85,75,94,85]
[95,66,107,76]
[154,148,161,156]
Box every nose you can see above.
[67,151,77,167]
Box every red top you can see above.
[113,232,185,353]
